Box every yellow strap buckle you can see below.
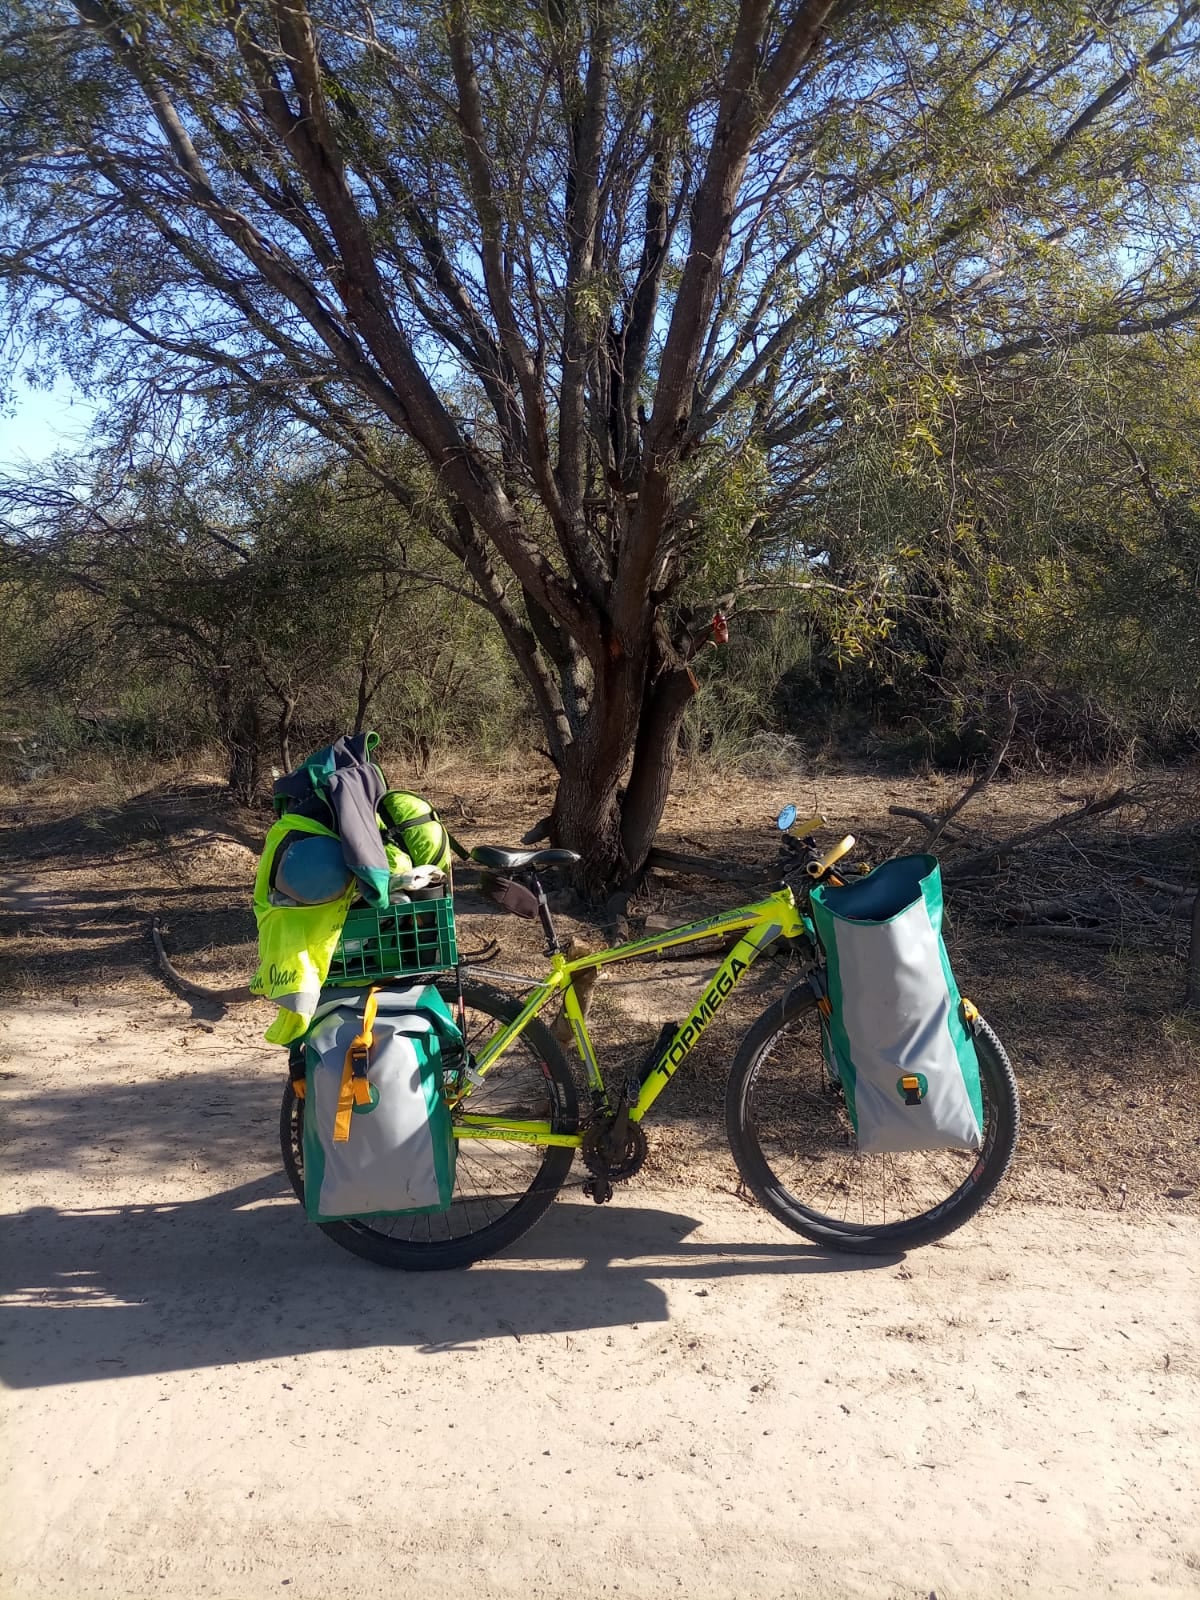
[333,989,380,1143]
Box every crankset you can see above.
[580,1108,648,1204]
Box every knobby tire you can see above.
[725,982,1019,1253]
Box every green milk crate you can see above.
[327,895,458,983]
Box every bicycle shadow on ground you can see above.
[0,1174,900,1390]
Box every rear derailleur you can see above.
[580,1098,647,1205]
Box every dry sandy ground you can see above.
[2,996,1198,1600]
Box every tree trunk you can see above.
[277,695,296,775]
[225,695,262,804]
[550,723,627,895]
[620,657,699,873]
[548,629,699,895]
[353,648,372,736]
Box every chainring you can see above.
[581,1119,648,1184]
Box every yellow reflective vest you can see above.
[250,814,357,1045]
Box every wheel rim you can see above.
[287,991,568,1248]
[742,1006,999,1236]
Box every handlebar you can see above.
[776,804,866,887]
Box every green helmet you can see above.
[378,790,451,872]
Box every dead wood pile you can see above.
[890,776,1200,991]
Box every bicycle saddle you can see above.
[470,845,581,871]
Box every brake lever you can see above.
[778,832,815,857]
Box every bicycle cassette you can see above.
[581,1120,648,1184]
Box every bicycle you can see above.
[279,810,1020,1269]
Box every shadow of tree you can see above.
[1,1041,900,1391]
[0,1181,897,1390]
[0,877,255,1000]
[0,780,265,863]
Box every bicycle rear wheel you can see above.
[280,977,578,1270]
[725,981,1019,1252]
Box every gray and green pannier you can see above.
[809,854,984,1154]
[301,984,461,1221]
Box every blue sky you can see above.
[1,375,97,469]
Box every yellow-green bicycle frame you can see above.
[451,887,809,1148]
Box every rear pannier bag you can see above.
[809,855,984,1154]
[302,984,461,1221]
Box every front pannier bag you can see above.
[809,855,984,1154]
[302,985,461,1221]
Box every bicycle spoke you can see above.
[743,1005,998,1234]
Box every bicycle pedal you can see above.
[583,1177,613,1205]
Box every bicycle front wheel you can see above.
[280,977,579,1270]
[725,982,1019,1253]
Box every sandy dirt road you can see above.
[2,996,1198,1600]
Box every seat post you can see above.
[528,871,561,956]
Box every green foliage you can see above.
[679,608,812,769]
[2,0,1200,810]
[0,442,533,786]
[764,330,1200,762]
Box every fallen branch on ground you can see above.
[886,769,1200,981]
[1134,875,1197,901]
[457,937,500,963]
[150,917,256,1005]
[943,789,1135,883]
[1010,925,1122,946]
[888,805,980,839]
[646,847,761,885]
[926,699,1018,848]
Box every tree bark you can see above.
[550,714,627,894]
[547,625,699,894]
[620,654,699,876]
[277,694,296,774]
[225,693,263,803]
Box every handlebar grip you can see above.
[791,814,827,835]
[806,834,856,879]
